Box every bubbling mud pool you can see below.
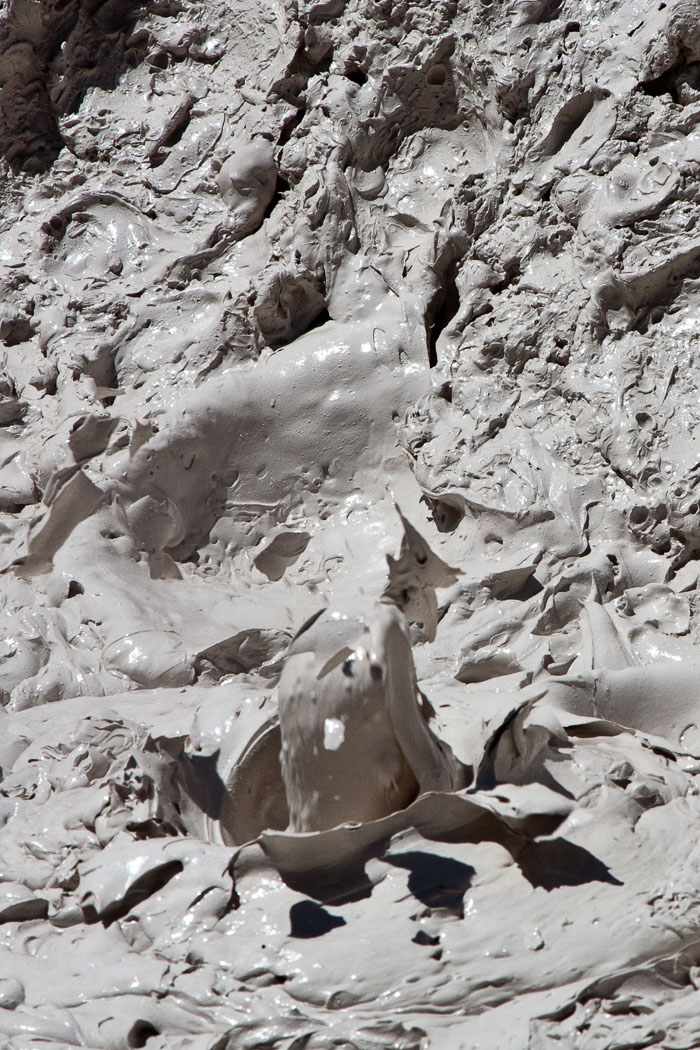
[3,0,700,1046]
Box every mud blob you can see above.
[215,137,277,238]
[278,516,465,832]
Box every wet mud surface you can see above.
[2,0,700,1046]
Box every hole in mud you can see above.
[277,104,306,147]
[547,340,570,365]
[426,260,461,368]
[262,173,290,221]
[303,305,331,334]
[148,50,168,70]
[629,506,649,525]
[344,67,368,86]
[127,1021,159,1048]
[412,929,440,946]
[424,497,464,534]
[67,580,84,597]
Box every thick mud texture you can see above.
[2,0,700,1047]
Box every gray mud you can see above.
[2,0,700,1047]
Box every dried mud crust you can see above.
[2,0,700,1047]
